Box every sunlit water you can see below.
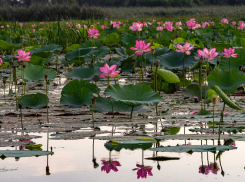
[0,125,245,182]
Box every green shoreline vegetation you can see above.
[0,1,245,21]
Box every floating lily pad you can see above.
[149,145,237,153]
[104,142,153,152]
[30,44,63,58]
[110,138,156,145]
[0,150,53,158]
[145,156,180,161]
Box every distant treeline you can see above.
[2,0,245,7]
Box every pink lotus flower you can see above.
[14,50,31,62]
[221,18,229,24]
[222,48,238,58]
[130,40,151,56]
[199,165,210,175]
[101,25,107,29]
[197,47,218,61]
[0,58,2,66]
[32,24,35,28]
[156,26,163,31]
[175,42,194,55]
[19,22,23,27]
[190,110,196,115]
[75,23,81,29]
[133,164,153,179]
[232,21,237,25]
[238,23,245,31]
[110,21,120,29]
[101,160,121,173]
[84,25,88,29]
[175,21,182,26]
[0,26,4,29]
[99,63,120,78]
[202,22,209,29]
[129,22,143,31]
[87,28,100,39]
[239,21,244,25]
[165,22,174,32]
[223,111,230,115]
[210,21,215,26]
[40,22,44,24]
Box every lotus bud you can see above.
[151,48,155,55]
[211,95,219,105]
[155,60,160,68]
[157,163,161,170]
[217,61,220,65]
[92,98,96,104]
[17,100,23,109]
[44,71,49,81]
[238,65,243,71]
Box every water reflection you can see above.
[92,139,99,168]
[133,164,153,179]
[101,160,121,174]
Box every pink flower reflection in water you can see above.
[133,164,153,179]
[101,160,121,173]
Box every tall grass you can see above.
[0,4,245,21]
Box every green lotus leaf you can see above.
[61,79,100,95]
[205,89,217,104]
[105,142,153,152]
[65,48,93,62]
[231,36,245,47]
[65,66,96,79]
[17,64,56,81]
[207,68,245,94]
[85,46,110,61]
[149,145,237,153]
[115,47,128,58]
[213,43,231,52]
[93,97,142,112]
[104,33,120,46]
[162,127,180,135]
[121,34,137,45]
[0,62,10,70]
[30,44,63,58]
[145,48,169,64]
[110,138,156,144]
[153,67,180,83]
[18,93,48,109]
[215,86,243,110]
[65,44,80,52]
[183,84,207,100]
[156,51,196,69]
[104,84,164,107]
[0,150,53,158]
[0,40,19,51]
[60,87,93,108]
[29,55,46,66]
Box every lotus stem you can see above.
[182,54,185,89]
[92,103,94,128]
[218,111,223,145]
[110,100,114,118]
[156,104,158,116]
[199,61,203,111]
[204,62,208,110]
[20,104,23,130]
[3,80,6,103]
[107,77,110,86]
[213,104,215,134]
[130,106,134,119]
[229,58,230,73]
[21,62,24,96]
[45,75,49,124]
[133,61,137,85]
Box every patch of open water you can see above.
[0,125,245,182]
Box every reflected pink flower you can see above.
[14,49,31,62]
[87,28,100,39]
[101,160,121,173]
[130,40,151,56]
[223,111,230,115]
[133,164,153,179]
[175,42,194,55]
[222,48,238,58]
[100,63,120,78]
[199,165,210,175]
[190,110,196,115]
[208,162,220,174]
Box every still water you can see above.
[1,126,245,182]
